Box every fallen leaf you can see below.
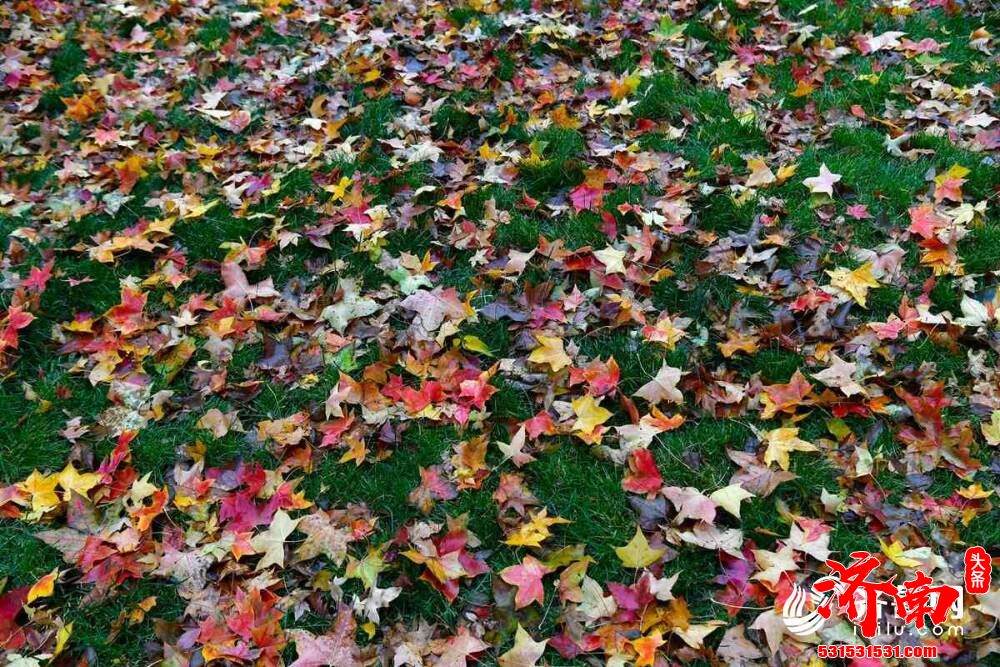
[615,527,664,568]
[762,427,818,470]
[826,263,880,308]
[498,624,547,667]
[500,556,553,609]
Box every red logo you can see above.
[965,546,992,595]
[812,551,960,639]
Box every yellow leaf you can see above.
[528,334,572,372]
[594,246,627,274]
[27,569,58,603]
[745,158,775,188]
[791,80,815,97]
[571,394,612,434]
[982,410,1000,446]
[609,73,641,100]
[478,142,501,161]
[958,483,994,499]
[762,427,818,470]
[57,462,101,501]
[550,105,581,129]
[250,510,300,571]
[19,470,60,514]
[504,509,571,547]
[826,263,880,308]
[460,335,493,356]
[709,484,754,519]
[322,176,353,200]
[54,622,73,657]
[775,163,798,185]
[879,539,922,568]
[935,163,970,186]
[615,527,664,568]
[128,596,157,625]
[346,546,387,590]
[498,623,548,667]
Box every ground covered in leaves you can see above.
[0,0,999,665]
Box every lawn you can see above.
[0,0,999,665]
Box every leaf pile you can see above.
[0,0,999,665]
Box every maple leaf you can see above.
[812,353,867,397]
[879,539,922,568]
[18,471,60,514]
[675,621,724,649]
[436,628,489,667]
[662,486,717,524]
[219,261,279,302]
[593,246,626,274]
[614,527,664,568]
[631,630,665,667]
[500,556,553,609]
[352,583,401,623]
[0,587,28,651]
[787,518,831,562]
[321,278,379,334]
[745,158,776,188]
[295,512,356,565]
[289,606,362,667]
[802,163,841,196]
[634,363,684,405]
[527,334,572,372]
[27,569,58,604]
[651,16,686,40]
[408,466,457,514]
[708,484,754,519]
[762,427,817,470]
[718,330,759,358]
[570,394,612,437]
[750,609,787,655]
[680,522,743,558]
[504,509,570,547]
[716,624,764,665]
[846,204,870,220]
[251,510,300,570]
[0,307,34,358]
[973,590,1000,620]
[729,450,797,496]
[497,426,536,467]
[933,163,969,202]
[908,203,947,239]
[569,357,620,396]
[760,370,813,419]
[399,288,470,336]
[981,410,1000,446]
[621,449,664,495]
[498,624,547,667]
[751,545,798,586]
[568,183,603,213]
[346,547,387,590]
[641,313,690,350]
[957,483,993,500]
[826,263,880,307]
